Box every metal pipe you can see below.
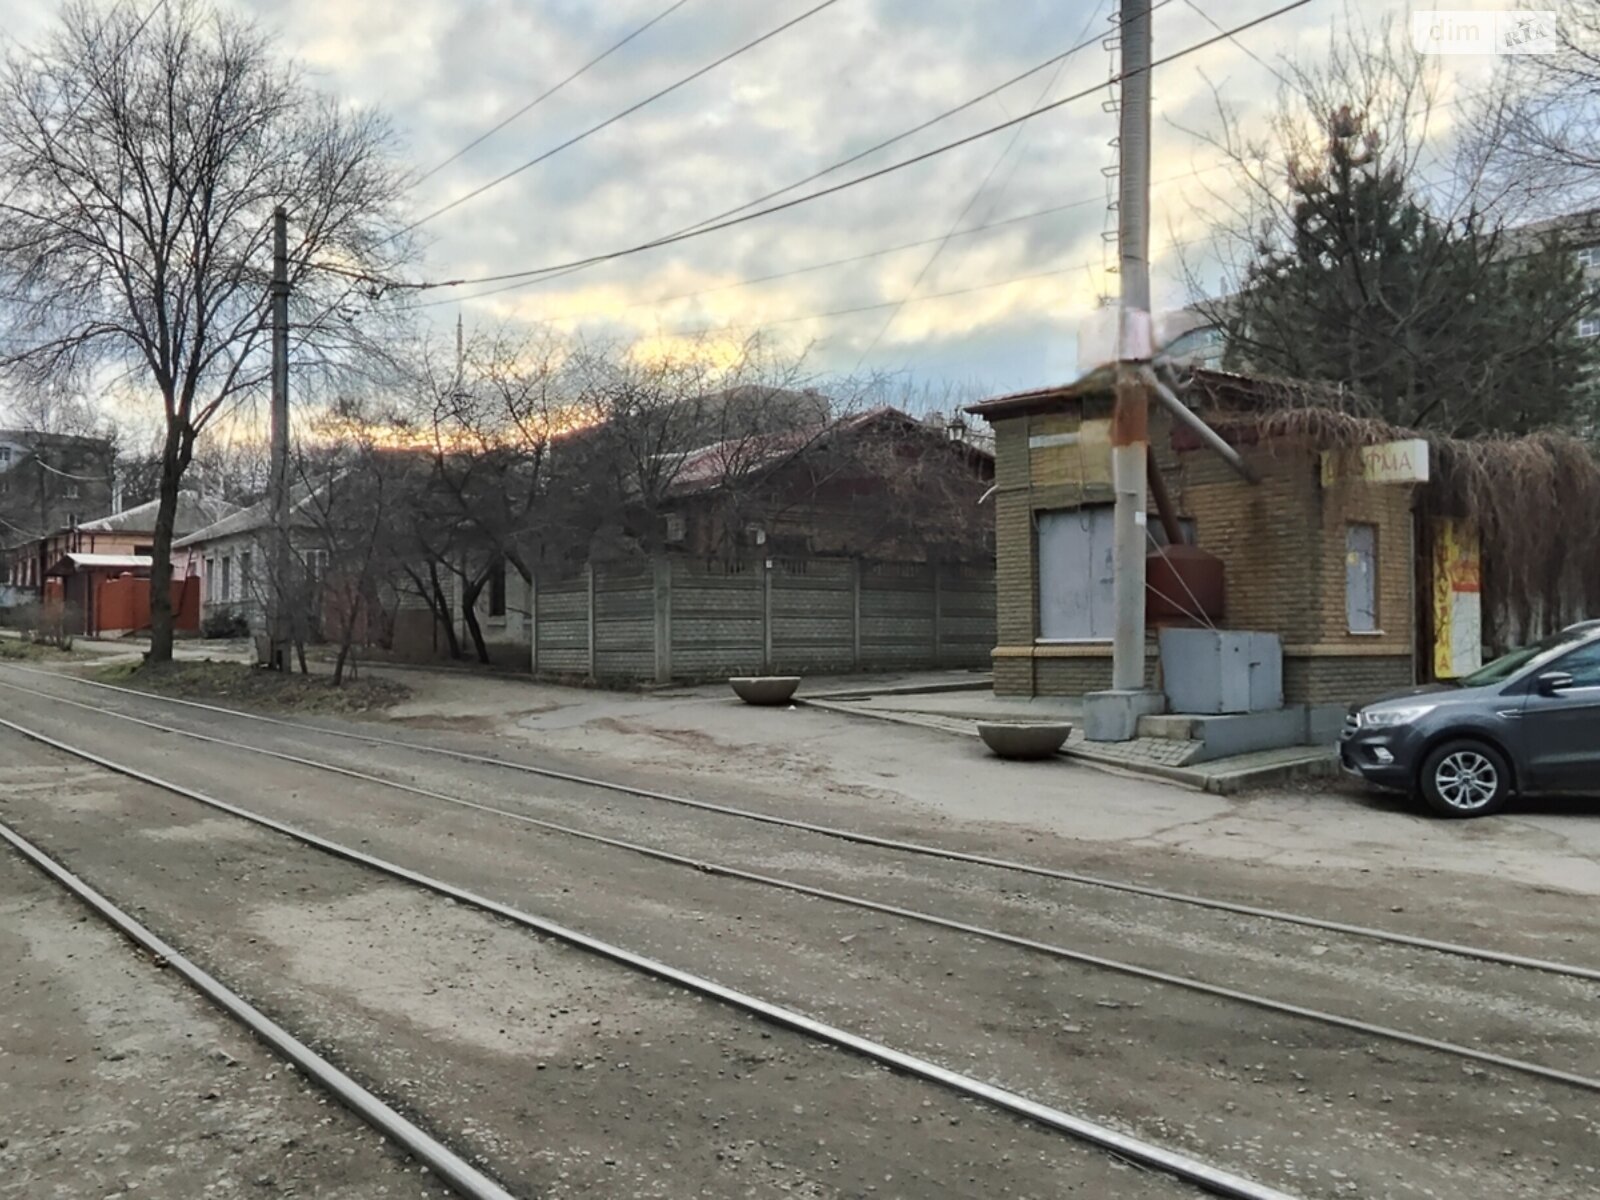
[1146,446,1185,544]
[13,662,1600,985]
[8,679,1596,1096]
[0,712,1294,1200]
[1142,367,1258,483]
[0,815,518,1200]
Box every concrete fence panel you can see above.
[515,554,994,684]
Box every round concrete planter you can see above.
[977,721,1072,760]
[729,676,802,706]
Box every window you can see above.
[1576,245,1600,270]
[1345,523,1379,633]
[205,557,215,601]
[1037,506,1116,641]
[303,549,327,590]
[64,484,79,499]
[0,446,10,464]
[1552,642,1600,688]
[488,559,507,618]
[240,551,252,598]
[221,555,232,602]
[663,511,687,544]
[134,544,153,557]
[1579,315,1600,339]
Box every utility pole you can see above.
[1086,0,1160,740]
[268,205,290,670]
[1111,0,1152,691]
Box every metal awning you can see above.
[46,553,153,576]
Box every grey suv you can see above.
[1341,621,1600,817]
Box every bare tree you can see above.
[0,0,410,663]
[1176,18,1598,434]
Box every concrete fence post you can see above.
[851,558,863,671]
[761,556,773,674]
[653,557,672,685]
[585,562,597,681]
[932,559,944,668]
[528,569,539,677]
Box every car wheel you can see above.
[1419,740,1512,818]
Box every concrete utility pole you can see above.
[268,205,290,670]
[1085,0,1161,741]
[1111,0,1153,691]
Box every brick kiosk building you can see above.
[966,368,1422,712]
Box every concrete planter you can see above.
[729,676,801,706]
[977,721,1072,760]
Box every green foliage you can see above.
[1217,106,1599,435]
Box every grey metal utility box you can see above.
[1159,629,1283,715]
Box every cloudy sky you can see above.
[3,0,1513,399]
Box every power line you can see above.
[417,197,1105,314]
[419,154,1236,316]
[353,0,1317,294]
[590,231,1215,343]
[410,0,695,189]
[1180,0,1292,88]
[393,3,1177,309]
[397,0,848,237]
[853,1,1111,368]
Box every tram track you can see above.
[0,712,1294,1200]
[3,674,1598,1098]
[7,661,1595,984]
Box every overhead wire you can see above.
[396,0,849,238]
[338,0,1319,294]
[410,0,696,189]
[851,1,1113,368]
[410,7,1175,310]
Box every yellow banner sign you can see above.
[1432,518,1482,680]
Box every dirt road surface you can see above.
[3,660,1599,1199]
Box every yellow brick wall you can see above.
[986,404,1419,704]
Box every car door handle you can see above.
[1496,709,1523,719]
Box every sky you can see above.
[0,0,1518,405]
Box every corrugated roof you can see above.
[78,492,238,536]
[172,480,320,548]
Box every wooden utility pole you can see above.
[268,205,290,669]
[1110,0,1153,694]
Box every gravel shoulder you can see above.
[0,822,431,1200]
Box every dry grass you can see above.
[0,635,88,662]
[1236,402,1600,645]
[92,659,410,716]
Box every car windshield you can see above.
[1457,627,1597,688]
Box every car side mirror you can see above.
[1536,671,1575,697]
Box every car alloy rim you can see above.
[1436,751,1499,810]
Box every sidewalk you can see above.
[802,685,1336,795]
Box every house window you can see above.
[0,446,11,464]
[1037,506,1116,641]
[663,512,686,543]
[1345,523,1379,633]
[64,484,79,499]
[1579,315,1600,339]
[1576,245,1600,270]
[205,557,215,601]
[240,551,252,599]
[488,559,507,617]
[303,549,327,590]
[221,555,233,602]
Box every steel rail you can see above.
[0,817,520,1200]
[6,676,1597,1095]
[9,664,1600,985]
[0,712,1295,1200]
